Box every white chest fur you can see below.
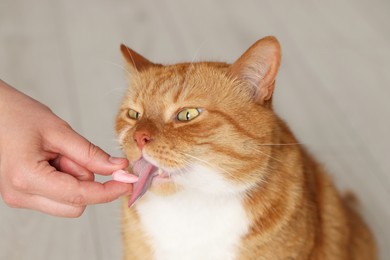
[135,166,251,260]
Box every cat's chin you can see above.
[141,161,183,196]
[149,177,183,196]
[153,168,171,179]
[149,167,185,196]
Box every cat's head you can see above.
[116,36,281,204]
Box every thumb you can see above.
[47,124,128,175]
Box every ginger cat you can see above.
[115,36,376,260]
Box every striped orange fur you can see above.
[116,36,376,259]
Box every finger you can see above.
[77,180,135,204]
[51,156,95,181]
[112,170,139,183]
[29,195,87,217]
[46,125,128,175]
[31,167,133,206]
[3,191,86,218]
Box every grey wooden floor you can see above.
[0,0,389,259]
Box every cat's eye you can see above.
[127,109,141,120]
[177,108,201,122]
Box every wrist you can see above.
[0,80,20,108]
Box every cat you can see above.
[115,36,376,260]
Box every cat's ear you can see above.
[229,36,281,105]
[120,44,157,72]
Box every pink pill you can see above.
[112,170,139,183]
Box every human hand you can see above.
[0,80,135,217]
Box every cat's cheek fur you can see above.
[118,125,131,144]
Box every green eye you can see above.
[177,108,201,122]
[127,109,141,120]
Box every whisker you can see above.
[178,151,231,176]
[102,60,132,75]
[254,148,285,165]
[179,151,212,166]
[182,39,209,88]
[191,39,209,63]
[243,145,297,168]
[256,142,302,146]
[101,87,129,98]
[172,66,182,95]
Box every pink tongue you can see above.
[128,158,156,207]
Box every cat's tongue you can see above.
[128,158,156,207]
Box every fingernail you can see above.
[112,170,139,183]
[109,156,127,165]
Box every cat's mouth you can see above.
[128,157,170,207]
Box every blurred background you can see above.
[0,0,389,259]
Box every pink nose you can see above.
[134,130,151,149]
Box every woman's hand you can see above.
[0,80,133,217]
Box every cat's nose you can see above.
[134,130,152,149]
